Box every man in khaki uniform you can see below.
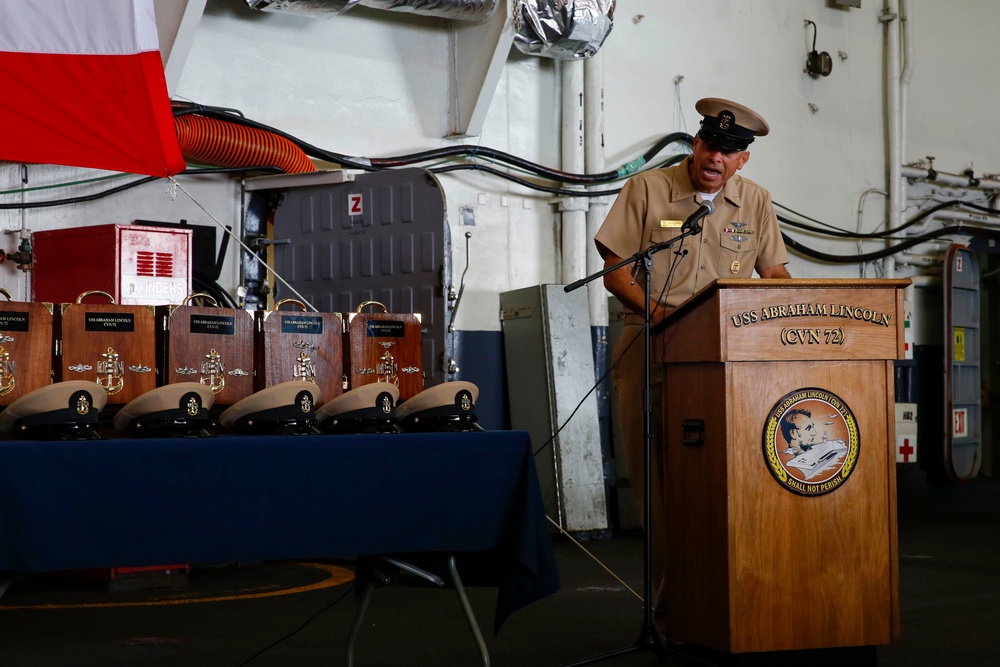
[595,97,791,638]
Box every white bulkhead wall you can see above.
[1,1,999,332]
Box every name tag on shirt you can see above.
[659,220,683,228]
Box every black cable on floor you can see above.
[232,581,354,667]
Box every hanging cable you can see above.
[782,224,1000,263]
[171,100,693,185]
[0,167,283,210]
[430,152,690,198]
[776,197,1000,239]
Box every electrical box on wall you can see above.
[32,224,192,306]
[835,0,861,7]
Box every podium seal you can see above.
[762,387,860,496]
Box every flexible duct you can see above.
[246,0,497,22]
[174,114,316,174]
[514,0,615,60]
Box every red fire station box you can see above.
[33,224,191,306]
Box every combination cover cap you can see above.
[396,381,484,433]
[0,381,108,440]
[219,380,321,436]
[316,382,401,435]
[695,97,769,152]
[112,382,216,438]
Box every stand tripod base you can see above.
[661,642,877,667]
[557,622,665,667]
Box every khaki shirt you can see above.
[595,160,789,319]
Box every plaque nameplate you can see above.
[0,312,30,332]
[366,321,405,338]
[85,313,135,333]
[281,316,323,335]
[190,314,235,336]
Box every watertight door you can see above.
[944,244,982,481]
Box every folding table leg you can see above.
[0,573,22,600]
[345,577,375,667]
[447,555,490,667]
[345,555,490,667]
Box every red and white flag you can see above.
[0,0,185,177]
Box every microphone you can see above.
[683,200,715,234]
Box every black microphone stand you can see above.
[561,222,703,666]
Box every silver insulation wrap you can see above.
[246,0,497,22]
[513,0,615,60]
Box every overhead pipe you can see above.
[583,50,613,504]
[901,165,1000,191]
[882,0,903,279]
[247,0,616,59]
[899,0,914,162]
[514,0,616,60]
[245,0,497,22]
[584,50,608,329]
[559,58,588,285]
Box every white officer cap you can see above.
[396,381,483,433]
[316,382,401,435]
[112,383,216,438]
[0,381,108,440]
[218,381,321,435]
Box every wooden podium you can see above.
[653,278,908,655]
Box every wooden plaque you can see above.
[345,306,423,401]
[0,300,55,407]
[157,303,255,408]
[255,302,344,404]
[57,298,157,405]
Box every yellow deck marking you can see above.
[0,562,353,611]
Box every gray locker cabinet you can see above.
[500,284,608,532]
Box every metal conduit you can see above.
[245,0,497,22]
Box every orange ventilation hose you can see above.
[175,114,316,174]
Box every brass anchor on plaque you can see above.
[97,346,124,396]
[292,351,316,383]
[0,346,14,396]
[377,350,399,386]
[200,348,226,394]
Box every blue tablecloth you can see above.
[0,430,559,632]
